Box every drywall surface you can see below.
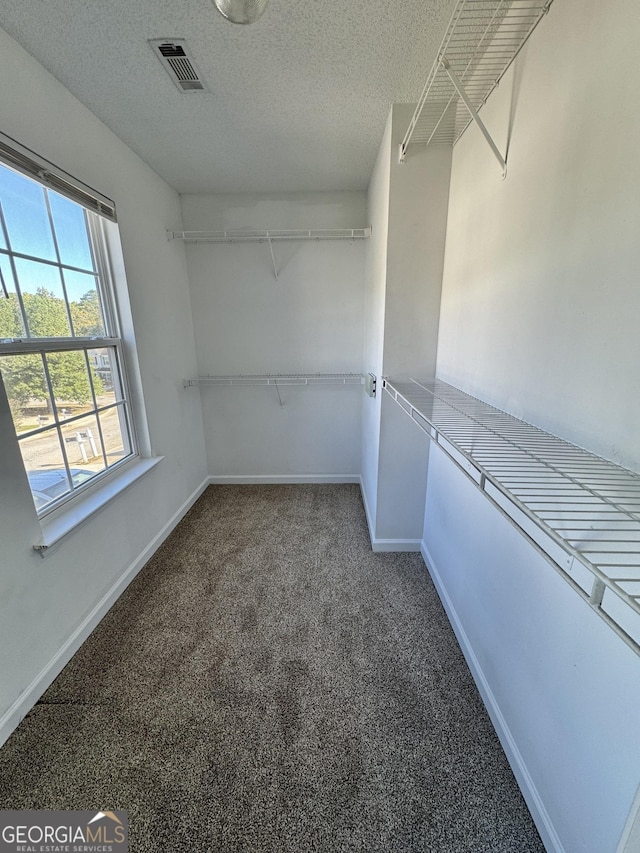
[361,110,392,529]
[425,0,640,849]
[382,105,451,379]
[0,28,207,737]
[375,392,429,542]
[364,105,451,543]
[181,192,366,478]
[436,0,640,473]
[423,448,640,853]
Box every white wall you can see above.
[0,28,207,742]
[375,391,429,542]
[376,106,451,543]
[436,0,640,474]
[423,0,640,850]
[360,111,392,530]
[382,106,451,380]
[181,192,366,480]
[423,449,640,853]
[361,105,451,547]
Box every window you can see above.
[0,138,137,515]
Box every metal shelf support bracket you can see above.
[441,58,507,178]
[267,235,279,280]
[399,1,552,172]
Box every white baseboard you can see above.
[208,474,360,484]
[358,477,422,552]
[420,539,565,853]
[0,477,209,749]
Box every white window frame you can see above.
[0,133,160,550]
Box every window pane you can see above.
[0,144,138,517]
[18,427,70,511]
[61,413,106,474]
[66,271,105,336]
[0,165,56,261]
[0,352,51,433]
[88,347,121,403]
[46,350,94,421]
[0,255,26,337]
[99,404,131,467]
[14,258,71,337]
[49,192,94,271]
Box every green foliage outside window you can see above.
[0,287,104,420]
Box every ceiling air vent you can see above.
[149,39,208,93]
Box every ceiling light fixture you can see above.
[212,0,269,24]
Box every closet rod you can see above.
[168,228,371,243]
[184,373,365,388]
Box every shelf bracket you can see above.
[590,578,606,608]
[440,58,507,179]
[267,235,279,280]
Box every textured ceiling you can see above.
[0,0,456,194]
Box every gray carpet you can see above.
[0,484,544,852]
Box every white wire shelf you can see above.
[400,0,553,171]
[168,228,371,279]
[168,228,371,243]
[385,377,640,657]
[185,373,365,387]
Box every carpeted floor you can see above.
[0,484,544,852]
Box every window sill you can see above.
[33,456,163,556]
